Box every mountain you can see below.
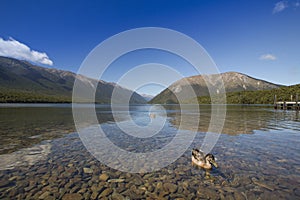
[140,94,154,101]
[150,72,281,104]
[0,56,146,103]
[195,84,300,104]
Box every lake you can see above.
[0,104,299,199]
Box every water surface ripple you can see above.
[0,104,299,199]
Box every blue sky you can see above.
[0,0,299,95]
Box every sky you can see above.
[0,0,299,95]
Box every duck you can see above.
[191,148,218,170]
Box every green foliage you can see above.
[0,89,71,103]
[195,84,300,104]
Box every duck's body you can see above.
[191,148,218,170]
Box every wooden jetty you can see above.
[274,94,300,110]
[274,101,300,110]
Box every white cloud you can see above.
[273,1,288,13]
[0,37,53,66]
[259,54,277,61]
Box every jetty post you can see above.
[274,95,277,109]
[296,94,299,110]
[283,101,287,110]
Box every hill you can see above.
[194,84,300,104]
[140,94,154,101]
[150,72,281,104]
[0,56,146,103]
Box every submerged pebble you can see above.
[0,106,300,199]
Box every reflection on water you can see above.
[169,105,300,134]
[0,106,74,154]
[0,104,299,199]
[0,104,122,154]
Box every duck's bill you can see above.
[211,161,218,168]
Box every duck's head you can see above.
[205,154,218,168]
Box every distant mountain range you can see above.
[0,56,146,103]
[140,94,154,101]
[150,72,282,104]
[1,56,292,104]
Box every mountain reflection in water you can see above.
[0,104,299,199]
[167,105,300,134]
